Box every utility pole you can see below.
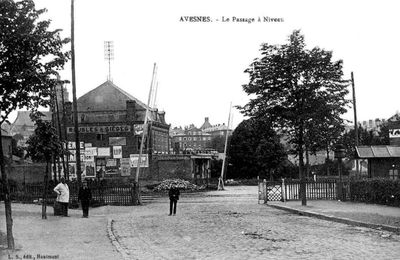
[60,85,69,180]
[351,72,359,178]
[71,0,81,183]
[53,84,66,180]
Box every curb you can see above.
[266,204,400,234]
[107,218,133,260]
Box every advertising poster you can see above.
[120,158,131,176]
[106,159,118,174]
[97,147,111,157]
[85,147,97,156]
[84,154,95,162]
[68,163,76,179]
[85,161,96,177]
[134,124,144,135]
[129,154,149,168]
[113,146,122,158]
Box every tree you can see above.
[26,113,63,219]
[339,124,389,158]
[239,30,350,205]
[0,0,70,248]
[229,119,286,179]
[210,135,226,153]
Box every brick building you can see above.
[171,117,233,154]
[171,125,212,153]
[201,117,233,137]
[61,80,170,179]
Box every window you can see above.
[389,169,398,180]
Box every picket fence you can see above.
[7,183,139,206]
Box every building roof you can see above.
[11,111,52,128]
[356,146,400,158]
[200,117,212,130]
[77,80,165,123]
[388,112,400,122]
[78,81,148,110]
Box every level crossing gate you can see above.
[258,179,345,203]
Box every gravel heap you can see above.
[153,179,205,191]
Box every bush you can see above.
[350,178,400,207]
[153,179,205,191]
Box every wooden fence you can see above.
[259,179,350,202]
[7,183,139,206]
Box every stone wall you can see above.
[6,155,199,185]
[6,163,47,184]
[146,154,192,181]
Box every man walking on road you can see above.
[54,177,70,217]
[169,184,180,216]
[78,180,92,218]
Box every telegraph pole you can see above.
[71,0,81,183]
[351,72,359,178]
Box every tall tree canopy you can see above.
[0,0,70,122]
[0,0,70,248]
[229,118,286,179]
[239,30,350,204]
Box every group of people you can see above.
[53,177,92,218]
[53,177,182,217]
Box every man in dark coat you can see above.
[78,181,92,218]
[168,184,180,216]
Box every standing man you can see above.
[54,177,70,217]
[78,180,92,218]
[168,184,180,216]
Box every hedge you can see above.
[350,178,400,207]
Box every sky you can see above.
[10,0,400,129]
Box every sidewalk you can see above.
[266,200,400,233]
[0,202,130,260]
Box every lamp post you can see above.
[334,144,346,201]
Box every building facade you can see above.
[171,117,233,154]
[61,81,170,179]
[171,126,213,153]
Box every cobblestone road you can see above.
[111,186,400,260]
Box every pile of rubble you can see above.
[153,179,205,191]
